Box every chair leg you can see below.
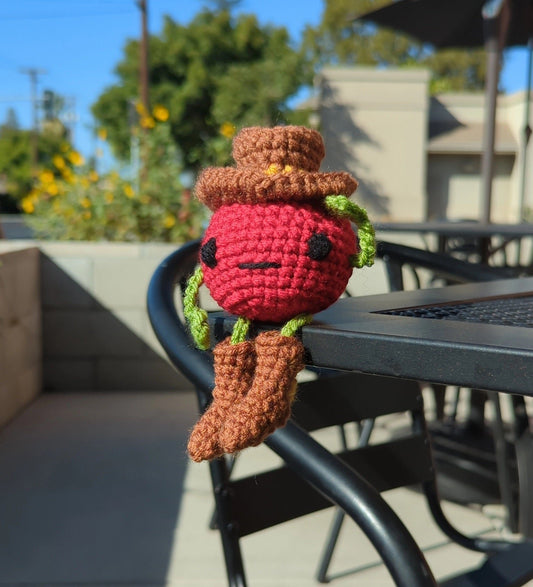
[316,508,347,583]
[487,391,519,534]
[315,419,376,583]
[516,431,533,537]
[208,457,247,587]
[209,454,237,530]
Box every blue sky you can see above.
[0,0,531,162]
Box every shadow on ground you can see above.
[0,390,198,585]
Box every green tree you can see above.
[92,8,312,170]
[303,0,486,92]
[0,123,71,206]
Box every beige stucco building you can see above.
[317,66,533,223]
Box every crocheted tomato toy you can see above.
[184,126,375,462]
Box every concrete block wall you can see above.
[0,241,191,392]
[0,235,420,394]
[0,247,42,426]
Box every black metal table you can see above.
[375,221,533,265]
[375,221,533,238]
[209,275,533,585]
[288,276,533,396]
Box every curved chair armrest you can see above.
[147,239,215,394]
[266,421,437,587]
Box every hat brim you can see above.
[195,167,358,211]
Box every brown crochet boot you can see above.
[219,331,305,454]
[187,337,256,462]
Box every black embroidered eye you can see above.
[200,237,217,268]
[307,233,332,261]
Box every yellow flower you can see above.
[68,151,85,166]
[220,122,236,139]
[47,183,59,196]
[135,101,147,116]
[80,197,91,209]
[62,167,74,183]
[53,155,66,170]
[104,192,114,203]
[82,211,92,220]
[163,214,176,229]
[89,170,99,183]
[21,197,35,214]
[39,170,54,184]
[153,105,169,122]
[97,127,107,141]
[140,116,155,129]
[80,177,90,188]
[123,184,135,199]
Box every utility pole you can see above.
[137,0,150,112]
[136,0,150,187]
[20,67,47,172]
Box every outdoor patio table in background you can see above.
[375,221,533,265]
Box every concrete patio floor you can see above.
[0,391,528,586]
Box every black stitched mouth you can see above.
[238,262,281,270]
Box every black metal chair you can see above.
[147,239,533,587]
[377,240,533,538]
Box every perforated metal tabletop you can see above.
[378,294,533,328]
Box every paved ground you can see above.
[0,391,529,586]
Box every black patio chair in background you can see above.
[147,240,533,587]
[376,240,533,539]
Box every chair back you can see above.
[147,240,533,587]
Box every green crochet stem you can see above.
[280,314,313,337]
[230,317,252,344]
[324,194,376,269]
[183,266,211,350]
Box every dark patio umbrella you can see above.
[354,0,533,223]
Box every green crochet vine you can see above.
[183,266,210,350]
[324,194,376,268]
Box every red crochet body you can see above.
[201,202,357,322]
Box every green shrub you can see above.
[22,105,206,242]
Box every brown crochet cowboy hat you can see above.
[195,125,358,211]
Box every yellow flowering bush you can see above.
[22,105,206,242]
